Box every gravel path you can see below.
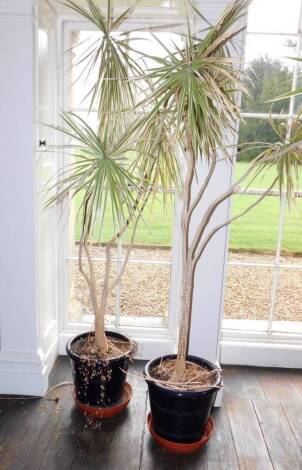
[69,246,302,322]
[225,252,302,321]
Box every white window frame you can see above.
[221,0,302,363]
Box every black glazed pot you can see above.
[144,354,222,443]
[66,331,133,407]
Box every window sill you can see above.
[221,319,302,368]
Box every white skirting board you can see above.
[221,340,302,368]
[0,338,58,396]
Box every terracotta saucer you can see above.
[147,413,214,454]
[73,382,132,420]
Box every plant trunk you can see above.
[95,306,108,355]
[78,240,108,355]
[94,244,112,355]
[172,264,193,381]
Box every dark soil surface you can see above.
[71,334,133,361]
[150,358,218,390]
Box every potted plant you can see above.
[47,0,179,414]
[137,0,302,448]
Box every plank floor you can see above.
[1,358,302,469]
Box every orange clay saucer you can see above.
[73,382,132,420]
[147,413,214,454]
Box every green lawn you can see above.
[230,162,302,253]
[74,193,174,246]
[74,162,302,253]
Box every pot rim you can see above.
[66,330,134,364]
[144,354,222,398]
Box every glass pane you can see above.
[272,268,302,331]
[229,194,280,253]
[120,246,171,262]
[247,0,301,34]
[68,259,117,324]
[281,198,302,262]
[72,192,174,247]
[224,177,280,330]
[129,196,174,247]
[227,251,275,266]
[68,253,172,325]
[68,190,174,325]
[69,30,101,110]
[224,260,274,327]
[224,159,282,330]
[38,29,51,113]
[242,34,296,113]
[238,118,287,162]
[120,261,171,324]
[294,57,302,112]
[74,111,98,131]
[69,29,182,111]
[129,31,182,66]
[66,20,177,327]
[118,0,176,7]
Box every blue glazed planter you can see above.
[66,331,132,407]
[144,354,222,443]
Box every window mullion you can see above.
[241,112,290,120]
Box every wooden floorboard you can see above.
[253,399,302,470]
[1,360,302,469]
[0,399,36,469]
[223,366,265,400]
[1,357,72,470]
[280,398,302,450]
[205,406,239,470]
[289,369,302,397]
[256,368,302,402]
[49,355,72,387]
[70,388,147,470]
[39,357,83,470]
[225,397,273,470]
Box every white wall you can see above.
[0,0,58,395]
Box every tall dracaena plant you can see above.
[48,0,181,355]
[135,0,302,380]
[47,112,142,353]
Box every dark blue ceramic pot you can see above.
[144,354,222,443]
[67,331,132,407]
